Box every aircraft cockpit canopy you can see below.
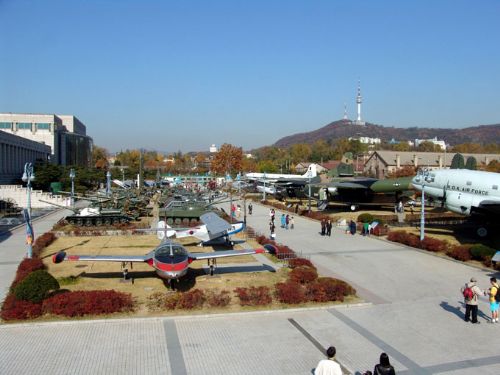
[155,244,188,264]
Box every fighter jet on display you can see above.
[162,212,245,246]
[412,169,500,237]
[53,213,262,287]
[306,176,414,211]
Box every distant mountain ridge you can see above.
[273,119,500,147]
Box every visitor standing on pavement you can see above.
[486,277,499,323]
[248,202,253,215]
[236,204,241,218]
[326,219,332,237]
[373,353,395,375]
[363,221,370,236]
[321,218,326,236]
[285,214,290,229]
[349,220,356,235]
[461,277,483,324]
[280,214,286,228]
[314,346,342,375]
[269,221,276,240]
[290,216,295,229]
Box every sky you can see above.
[1,0,499,152]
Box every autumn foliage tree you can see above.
[211,143,243,175]
[92,146,109,169]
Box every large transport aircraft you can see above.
[306,176,414,211]
[53,214,264,287]
[412,169,500,237]
[246,164,318,182]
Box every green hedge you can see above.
[13,270,60,303]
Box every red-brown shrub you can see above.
[275,245,295,258]
[234,286,272,306]
[289,266,318,284]
[177,289,206,309]
[387,230,420,248]
[275,281,307,304]
[32,232,56,257]
[420,237,448,252]
[206,290,231,308]
[288,258,314,269]
[0,294,43,320]
[42,290,134,317]
[11,258,45,289]
[306,277,356,303]
[446,245,472,262]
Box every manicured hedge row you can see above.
[387,230,497,268]
[1,230,135,321]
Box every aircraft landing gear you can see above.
[207,258,217,276]
[167,278,176,290]
[120,262,133,284]
[477,227,488,238]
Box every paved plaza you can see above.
[1,201,499,374]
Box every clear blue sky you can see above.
[1,0,499,152]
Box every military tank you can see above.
[40,200,134,227]
[159,198,209,226]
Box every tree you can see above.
[310,140,333,163]
[416,141,440,152]
[485,160,500,173]
[211,143,243,176]
[256,160,278,173]
[92,146,109,169]
[290,144,312,164]
[465,156,477,170]
[450,153,465,169]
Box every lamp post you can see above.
[69,168,76,208]
[263,172,266,201]
[308,170,312,213]
[106,171,111,197]
[22,163,35,258]
[420,182,426,241]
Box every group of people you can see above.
[461,276,499,324]
[320,218,333,236]
[268,208,295,240]
[315,346,395,375]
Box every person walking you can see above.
[269,221,276,240]
[373,353,395,375]
[314,346,342,375]
[290,216,295,229]
[321,218,326,236]
[461,277,483,324]
[326,219,332,237]
[236,204,241,218]
[363,221,370,236]
[285,214,290,229]
[486,277,499,323]
[349,220,356,235]
[248,202,253,215]
[280,214,286,229]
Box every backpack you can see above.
[463,286,474,300]
[494,286,500,303]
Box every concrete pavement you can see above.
[1,201,499,374]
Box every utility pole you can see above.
[420,184,425,241]
[263,172,266,201]
[308,170,312,213]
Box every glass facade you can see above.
[17,122,32,130]
[0,122,12,129]
[36,123,51,130]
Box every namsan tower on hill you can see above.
[354,81,365,126]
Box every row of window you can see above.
[0,122,51,130]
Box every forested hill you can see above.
[273,120,500,147]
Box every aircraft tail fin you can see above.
[303,164,318,178]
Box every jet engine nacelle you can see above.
[444,191,473,215]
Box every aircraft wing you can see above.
[52,251,153,264]
[200,212,232,240]
[189,248,266,260]
[476,201,500,215]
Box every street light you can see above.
[307,168,312,213]
[106,171,112,196]
[263,172,266,201]
[22,163,35,258]
[69,168,76,208]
